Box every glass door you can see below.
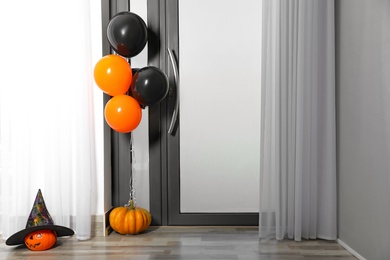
[148,0,262,225]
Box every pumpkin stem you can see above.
[125,199,136,209]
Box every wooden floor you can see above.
[1,226,356,260]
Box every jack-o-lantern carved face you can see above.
[24,229,57,251]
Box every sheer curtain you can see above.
[0,0,97,240]
[259,0,337,241]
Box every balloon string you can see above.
[129,132,136,207]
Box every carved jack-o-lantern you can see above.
[24,230,57,251]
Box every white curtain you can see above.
[0,0,97,240]
[259,0,337,241]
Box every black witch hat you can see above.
[5,189,74,246]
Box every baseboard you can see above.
[337,239,366,260]
[91,215,104,237]
[104,208,113,236]
[91,211,113,237]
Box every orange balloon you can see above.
[105,95,142,133]
[94,54,132,96]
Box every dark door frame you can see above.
[105,0,259,226]
[147,0,171,226]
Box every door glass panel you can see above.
[179,0,262,213]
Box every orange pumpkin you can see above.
[109,200,151,235]
[24,230,57,251]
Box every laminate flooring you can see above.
[0,226,357,260]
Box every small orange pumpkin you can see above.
[24,230,57,251]
[109,200,151,235]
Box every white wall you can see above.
[337,1,390,259]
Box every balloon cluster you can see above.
[94,12,169,133]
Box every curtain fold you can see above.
[260,0,337,241]
[0,0,96,240]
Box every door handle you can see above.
[167,48,179,135]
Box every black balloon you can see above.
[130,67,169,107]
[107,12,148,58]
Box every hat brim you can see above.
[5,225,74,246]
